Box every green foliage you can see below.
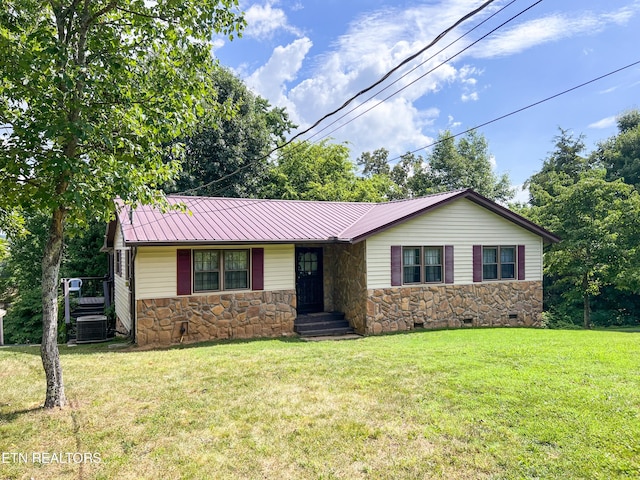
[262,140,392,202]
[3,289,44,344]
[529,169,640,328]
[594,110,640,189]
[359,130,514,202]
[0,214,107,343]
[1,0,245,223]
[0,0,244,403]
[526,128,592,206]
[167,67,295,198]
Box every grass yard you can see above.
[0,328,639,480]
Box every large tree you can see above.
[530,170,640,328]
[168,67,294,198]
[424,130,514,202]
[262,140,392,202]
[0,0,244,408]
[526,128,591,206]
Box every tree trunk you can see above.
[582,274,591,330]
[41,206,67,408]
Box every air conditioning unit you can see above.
[76,315,108,343]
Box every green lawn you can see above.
[1,328,639,479]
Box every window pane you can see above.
[483,247,497,264]
[194,272,219,291]
[404,266,421,283]
[501,247,515,263]
[403,248,420,266]
[225,270,248,290]
[424,247,441,265]
[224,250,248,270]
[194,250,219,272]
[425,265,442,283]
[501,263,515,279]
[483,264,498,280]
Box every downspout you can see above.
[129,246,137,343]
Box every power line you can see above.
[312,0,543,144]
[388,58,640,163]
[176,0,498,196]
[130,58,640,230]
[286,0,497,144]
[303,0,520,143]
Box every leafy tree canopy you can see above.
[0,0,245,407]
[528,169,640,328]
[358,130,514,202]
[262,140,393,202]
[167,67,295,198]
[592,110,640,190]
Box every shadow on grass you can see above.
[0,406,43,422]
[0,336,310,357]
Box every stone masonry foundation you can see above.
[366,281,543,334]
[136,290,296,346]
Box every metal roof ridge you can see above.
[164,194,379,206]
[336,202,380,239]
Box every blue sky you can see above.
[213,0,640,201]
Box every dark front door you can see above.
[295,247,324,314]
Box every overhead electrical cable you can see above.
[130,59,640,230]
[387,58,640,163]
[177,0,499,196]
[312,0,543,144]
[303,0,520,143]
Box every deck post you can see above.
[63,279,71,325]
[103,279,111,309]
[0,308,5,346]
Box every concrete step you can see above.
[294,311,354,337]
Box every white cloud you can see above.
[588,116,617,129]
[245,37,313,123]
[474,5,640,59]
[461,92,479,102]
[249,1,477,154]
[243,2,301,39]
[241,1,639,161]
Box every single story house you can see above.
[103,189,559,346]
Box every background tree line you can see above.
[2,65,639,346]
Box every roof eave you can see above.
[124,238,353,247]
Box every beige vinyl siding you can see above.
[136,244,295,300]
[366,198,543,289]
[113,227,131,331]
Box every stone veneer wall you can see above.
[366,281,543,334]
[136,290,296,346]
[333,242,368,333]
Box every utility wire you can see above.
[286,0,497,144]
[176,0,498,196]
[388,58,640,163]
[131,58,640,230]
[313,0,542,144]
[303,0,519,143]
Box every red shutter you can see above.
[518,245,526,280]
[177,249,192,296]
[251,248,264,290]
[473,245,482,282]
[391,246,402,286]
[445,245,454,284]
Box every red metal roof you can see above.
[114,189,559,245]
